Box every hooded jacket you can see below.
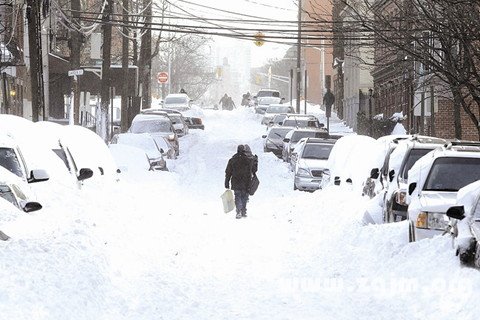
[225,151,253,191]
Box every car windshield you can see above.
[266,106,290,114]
[0,147,23,178]
[291,131,327,143]
[169,115,182,124]
[258,97,281,105]
[301,144,333,160]
[268,128,292,140]
[283,119,318,128]
[131,120,172,133]
[0,185,17,207]
[257,91,280,98]
[424,157,480,191]
[400,148,433,180]
[165,97,187,104]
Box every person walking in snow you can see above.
[244,144,258,175]
[219,93,229,110]
[225,145,254,219]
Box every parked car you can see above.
[261,104,295,125]
[109,144,151,173]
[150,135,176,160]
[445,180,480,267]
[268,113,291,127]
[129,114,179,156]
[382,136,447,223]
[110,133,168,171]
[184,117,205,130]
[406,142,480,242]
[281,114,324,129]
[262,127,293,158]
[0,134,50,185]
[162,93,192,111]
[282,128,329,162]
[255,97,283,114]
[253,88,281,106]
[292,138,336,191]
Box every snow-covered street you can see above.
[1,108,479,320]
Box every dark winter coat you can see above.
[225,152,253,191]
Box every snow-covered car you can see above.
[162,93,192,111]
[382,136,446,223]
[282,128,329,162]
[0,134,50,184]
[109,144,151,173]
[445,180,480,267]
[110,133,168,171]
[129,114,179,156]
[255,97,282,114]
[0,167,42,214]
[406,142,480,242]
[184,117,205,130]
[262,126,293,158]
[143,108,189,136]
[281,114,324,129]
[268,113,292,127]
[150,135,176,160]
[33,122,96,188]
[324,135,380,193]
[293,138,336,191]
[261,104,295,125]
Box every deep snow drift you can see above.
[0,106,479,320]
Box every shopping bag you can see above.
[221,189,235,213]
[248,174,260,196]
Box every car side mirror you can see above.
[334,176,341,186]
[319,123,325,128]
[21,201,42,213]
[78,168,94,181]
[160,148,165,154]
[262,135,267,138]
[446,206,466,220]
[175,129,182,134]
[388,169,395,182]
[278,122,283,125]
[28,169,49,183]
[408,182,417,195]
[283,138,290,143]
[253,96,257,99]
[370,168,380,179]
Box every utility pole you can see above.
[430,85,435,136]
[71,0,81,125]
[26,0,45,121]
[121,0,129,132]
[139,0,152,109]
[99,0,113,140]
[296,0,302,113]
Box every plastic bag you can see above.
[221,189,235,213]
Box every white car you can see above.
[406,143,480,242]
[129,114,179,156]
[110,133,167,171]
[445,180,480,267]
[261,105,295,125]
[293,138,336,191]
[282,128,329,163]
[381,136,446,223]
[162,93,192,111]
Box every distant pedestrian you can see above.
[226,97,235,110]
[225,145,254,219]
[219,93,229,109]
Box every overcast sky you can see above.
[170,0,298,67]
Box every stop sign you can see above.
[157,72,168,84]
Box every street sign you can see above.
[68,69,84,76]
[157,72,168,84]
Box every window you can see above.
[424,157,480,192]
[301,144,333,160]
[0,147,23,178]
[131,120,172,133]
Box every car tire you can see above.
[294,183,297,191]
